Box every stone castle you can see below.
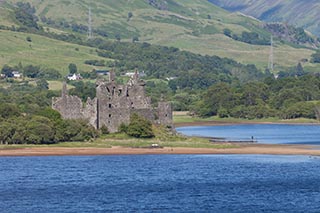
[52,70,172,132]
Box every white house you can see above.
[12,71,22,78]
[124,71,146,78]
[67,73,82,81]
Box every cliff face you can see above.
[209,0,320,36]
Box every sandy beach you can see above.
[0,144,320,157]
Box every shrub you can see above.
[118,123,128,133]
[100,125,110,135]
[126,113,154,138]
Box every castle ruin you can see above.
[52,70,172,133]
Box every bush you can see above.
[100,125,109,135]
[126,113,154,138]
[118,123,128,133]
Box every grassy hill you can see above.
[0,30,109,75]
[209,0,320,37]
[1,0,318,73]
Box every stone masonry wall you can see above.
[52,71,173,133]
[157,102,173,126]
[52,95,83,120]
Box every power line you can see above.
[268,35,274,71]
[87,6,93,40]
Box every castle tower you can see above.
[158,101,173,127]
[109,69,116,82]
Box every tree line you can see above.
[0,82,99,144]
[191,75,320,120]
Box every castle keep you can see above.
[52,71,172,132]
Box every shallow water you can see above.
[1,155,320,212]
[176,124,320,144]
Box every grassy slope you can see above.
[0,30,109,75]
[5,0,319,71]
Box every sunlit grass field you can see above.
[0,30,108,75]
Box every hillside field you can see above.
[0,30,109,75]
[1,0,319,72]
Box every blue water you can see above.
[176,124,320,144]
[1,155,320,212]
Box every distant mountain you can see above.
[208,0,320,37]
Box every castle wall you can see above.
[52,71,173,133]
[98,106,131,133]
[83,97,98,128]
[157,102,173,127]
[132,109,156,122]
[52,95,83,120]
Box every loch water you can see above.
[1,154,320,212]
[176,124,320,144]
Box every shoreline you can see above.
[1,144,320,157]
[174,120,320,127]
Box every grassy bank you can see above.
[0,136,237,150]
[173,111,320,125]
[0,125,238,150]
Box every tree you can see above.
[241,82,269,106]
[68,63,77,74]
[1,65,14,77]
[197,82,235,117]
[36,79,49,90]
[127,12,133,21]
[25,118,55,144]
[132,36,139,43]
[223,28,232,37]
[37,107,62,121]
[0,122,15,144]
[126,113,154,138]
[0,103,20,118]
[23,65,40,78]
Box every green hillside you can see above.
[0,30,109,75]
[2,0,318,72]
[209,0,320,36]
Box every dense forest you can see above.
[192,75,320,119]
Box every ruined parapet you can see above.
[109,69,116,82]
[157,101,173,127]
[52,83,98,128]
[52,82,83,119]
[52,95,84,120]
[83,97,98,128]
